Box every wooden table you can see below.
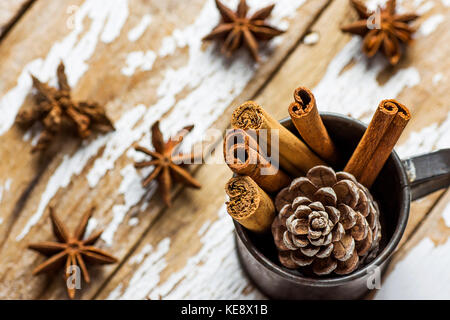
[0,0,449,300]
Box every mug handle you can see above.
[402,149,450,201]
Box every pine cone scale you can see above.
[355,227,373,255]
[272,165,381,276]
[294,205,311,219]
[313,257,337,275]
[335,249,359,275]
[316,243,333,258]
[307,165,337,187]
[291,251,314,266]
[314,187,337,206]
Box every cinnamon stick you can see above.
[223,128,260,155]
[223,129,291,193]
[344,99,411,187]
[288,87,338,163]
[231,101,325,176]
[225,175,275,233]
[359,102,411,187]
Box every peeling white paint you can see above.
[15,105,145,241]
[128,217,139,226]
[0,178,12,204]
[375,237,450,299]
[313,37,420,122]
[415,14,445,37]
[109,204,264,299]
[414,0,426,6]
[16,133,110,241]
[75,0,307,243]
[432,73,443,85]
[397,111,450,158]
[101,163,153,245]
[101,0,129,43]
[121,50,157,76]
[416,1,434,14]
[87,105,146,187]
[442,203,450,228]
[84,217,98,239]
[128,14,152,42]
[303,32,320,45]
[0,0,129,136]
[366,0,407,11]
[130,244,153,264]
[5,179,12,191]
[198,220,212,236]
[366,0,390,10]
[107,238,171,300]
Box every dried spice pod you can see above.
[271,165,381,276]
[341,0,419,65]
[203,0,284,61]
[16,62,114,152]
[288,87,338,163]
[28,207,117,299]
[134,121,202,207]
[344,99,410,187]
[224,129,290,193]
[226,175,275,233]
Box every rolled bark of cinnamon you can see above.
[225,176,275,233]
[223,129,291,193]
[231,101,325,176]
[223,128,260,156]
[288,87,338,163]
[345,99,411,187]
[359,102,411,187]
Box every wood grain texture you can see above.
[0,0,449,300]
[97,0,450,300]
[0,0,330,299]
[373,189,450,299]
[0,0,33,37]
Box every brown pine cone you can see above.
[272,165,381,276]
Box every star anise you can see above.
[134,121,202,207]
[28,207,117,299]
[341,0,419,65]
[203,0,284,62]
[16,62,115,152]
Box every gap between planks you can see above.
[0,0,36,41]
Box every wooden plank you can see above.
[98,0,450,299]
[0,0,331,299]
[374,189,450,299]
[100,163,266,300]
[0,0,33,38]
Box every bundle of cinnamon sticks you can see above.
[224,86,410,233]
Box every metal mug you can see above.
[234,113,450,300]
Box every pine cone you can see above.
[272,165,381,276]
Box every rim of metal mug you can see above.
[234,112,411,287]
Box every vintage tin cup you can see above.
[234,113,450,300]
